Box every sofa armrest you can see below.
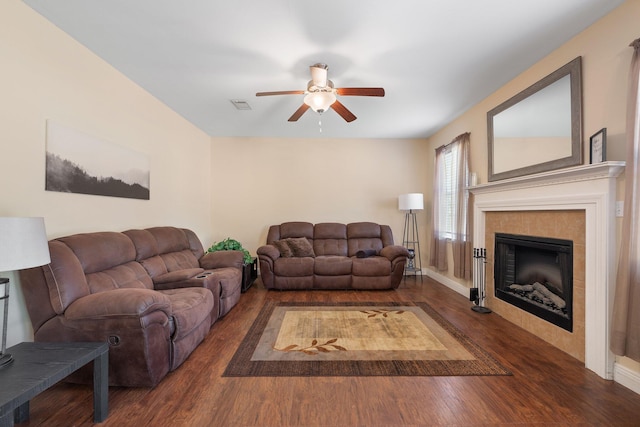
[379,245,410,262]
[257,245,280,289]
[257,244,280,261]
[64,288,172,320]
[200,250,244,269]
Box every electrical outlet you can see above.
[616,201,624,217]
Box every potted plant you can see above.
[206,238,252,263]
[206,238,256,292]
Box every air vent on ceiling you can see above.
[230,99,252,110]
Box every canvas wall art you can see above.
[45,121,150,200]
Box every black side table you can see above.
[241,257,258,293]
[0,341,108,426]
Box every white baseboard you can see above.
[423,269,470,298]
[614,362,640,395]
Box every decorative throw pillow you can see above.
[286,237,316,257]
[273,239,293,258]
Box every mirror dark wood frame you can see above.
[487,56,583,182]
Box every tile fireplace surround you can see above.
[470,161,624,380]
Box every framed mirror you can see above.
[487,57,582,182]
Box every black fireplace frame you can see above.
[494,233,573,332]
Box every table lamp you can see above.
[0,217,50,367]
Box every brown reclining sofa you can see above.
[19,226,243,387]
[257,222,409,290]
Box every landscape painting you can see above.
[45,121,150,200]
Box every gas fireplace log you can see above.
[532,282,566,309]
[508,282,567,310]
[509,284,534,292]
[529,290,547,303]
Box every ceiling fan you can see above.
[256,63,385,123]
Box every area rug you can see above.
[223,301,511,377]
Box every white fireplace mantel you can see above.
[470,161,625,379]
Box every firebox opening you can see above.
[494,233,573,332]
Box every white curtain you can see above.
[429,132,472,279]
[611,38,640,362]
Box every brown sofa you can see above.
[19,226,243,387]
[257,222,409,290]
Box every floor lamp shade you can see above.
[0,217,51,367]
[398,193,424,211]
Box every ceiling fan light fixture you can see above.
[304,91,336,113]
[257,63,383,122]
[310,63,329,87]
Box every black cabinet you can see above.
[241,257,258,292]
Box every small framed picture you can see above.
[590,128,607,164]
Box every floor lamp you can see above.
[398,193,423,278]
[0,217,51,367]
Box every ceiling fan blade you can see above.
[336,87,385,97]
[331,100,357,122]
[256,90,305,97]
[288,104,310,122]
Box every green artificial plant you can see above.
[206,238,252,264]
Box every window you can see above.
[430,132,471,278]
[434,138,469,240]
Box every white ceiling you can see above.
[24,0,623,139]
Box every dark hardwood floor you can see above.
[17,276,640,426]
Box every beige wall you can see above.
[425,0,640,376]
[210,136,430,258]
[426,0,638,284]
[1,1,213,345]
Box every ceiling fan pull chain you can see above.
[319,117,322,133]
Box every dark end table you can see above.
[241,257,258,292]
[0,342,108,426]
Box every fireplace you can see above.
[469,161,624,379]
[494,233,573,332]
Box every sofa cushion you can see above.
[286,237,316,257]
[314,223,347,239]
[347,222,382,239]
[314,239,348,256]
[280,222,314,240]
[86,261,154,293]
[123,229,168,278]
[274,257,315,276]
[123,229,159,261]
[314,256,352,275]
[58,232,137,274]
[139,255,169,278]
[313,223,348,256]
[182,228,206,260]
[147,227,190,254]
[160,249,201,271]
[352,257,391,276]
[347,222,384,257]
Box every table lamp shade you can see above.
[0,217,50,272]
[398,193,424,211]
